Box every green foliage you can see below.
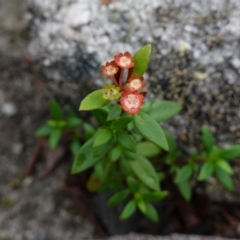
[117,132,136,153]
[107,104,122,121]
[93,128,112,147]
[149,100,182,122]
[107,189,130,206]
[79,90,110,111]
[35,45,239,224]
[198,161,214,181]
[134,112,169,151]
[136,141,161,157]
[120,200,136,220]
[201,125,214,153]
[133,44,151,76]
[129,154,160,191]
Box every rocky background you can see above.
[0,0,240,239]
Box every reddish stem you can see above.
[111,76,118,86]
[119,68,124,88]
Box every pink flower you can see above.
[120,90,145,114]
[101,61,119,77]
[114,52,134,69]
[124,74,146,91]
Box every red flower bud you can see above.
[114,51,134,69]
[101,61,119,77]
[120,90,144,114]
[125,73,146,91]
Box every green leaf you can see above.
[129,155,160,191]
[49,128,61,149]
[136,141,161,157]
[149,100,182,122]
[120,158,132,175]
[107,104,122,121]
[71,137,100,174]
[134,112,168,151]
[164,131,177,152]
[120,200,136,220]
[66,117,82,128]
[145,202,159,222]
[82,123,95,139]
[70,140,81,156]
[94,161,105,180]
[79,90,110,111]
[117,132,136,153]
[219,145,240,160]
[34,125,52,137]
[133,44,151,76]
[198,161,214,181]
[215,167,234,191]
[176,180,191,201]
[136,198,146,214]
[109,145,122,162]
[112,115,132,131]
[175,165,193,183]
[93,128,112,147]
[141,102,153,113]
[107,189,130,206]
[127,176,139,193]
[93,109,109,126]
[50,98,62,120]
[93,141,111,158]
[142,191,168,202]
[216,159,233,174]
[201,125,214,153]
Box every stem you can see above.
[119,68,124,88]
[111,76,118,87]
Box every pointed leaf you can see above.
[216,159,233,174]
[142,191,168,202]
[127,176,139,193]
[109,145,122,162]
[133,44,151,76]
[149,100,182,122]
[107,189,130,206]
[198,161,214,180]
[175,165,193,183]
[117,132,136,153]
[112,115,132,131]
[136,141,161,157]
[49,128,61,149]
[129,155,160,191]
[134,112,168,151]
[93,128,112,147]
[202,125,214,153]
[93,109,109,126]
[34,125,52,137]
[215,167,234,191]
[71,137,100,174]
[145,202,159,222]
[50,98,62,120]
[219,145,240,160]
[120,200,136,220]
[176,180,191,201]
[79,90,110,111]
[107,104,122,121]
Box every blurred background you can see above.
[0,0,240,239]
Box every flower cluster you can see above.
[101,52,146,114]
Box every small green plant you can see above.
[34,98,95,155]
[35,44,240,222]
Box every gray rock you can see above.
[107,233,239,240]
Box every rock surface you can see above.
[25,0,240,202]
[107,233,240,240]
